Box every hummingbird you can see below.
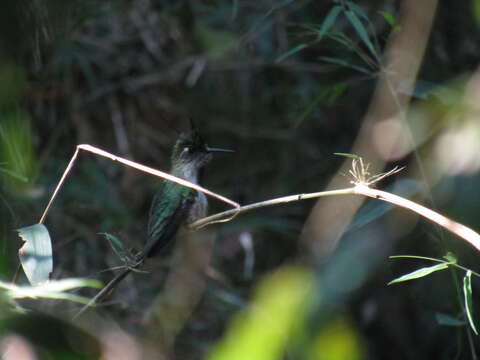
[139,126,233,259]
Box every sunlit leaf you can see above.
[378,10,396,27]
[334,153,360,159]
[463,270,478,335]
[307,315,363,360]
[17,224,53,285]
[207,266,313,360]
[0,278,102,304]
[388,263,449,285]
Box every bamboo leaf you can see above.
[378,10,396,27]
[435,312,465,327]
[334,153,360,159]
[276,44,308,63]
[318,56,372,74]
[345,10,378,60]
[388,263,449,285]
[98,232,125,259]
[317,6,342,39]
[463,270,478,335]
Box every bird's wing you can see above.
[142,181,196,258]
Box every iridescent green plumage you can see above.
[142,181,195,257]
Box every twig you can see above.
[189,188,355,230]
[354,184,480,252]
[39,144,240,224]
[73,266,135,320]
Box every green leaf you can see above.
[435,312,465,327]
[388,263,449,285]
[378,10,396,27]
[0,165,28,182]
[98,232,125,259]
[294,92,324,128]
[345,10,379,60]
[316,6,342,39]
[318,56,372,74]
[275,43,308,63]
[463,270,478,335]
[17,224,53,286]
[473,0,480,25]
[443,252,457,264]
[0,278,102,304]
[324,83,348,105]
[334,153,360,159]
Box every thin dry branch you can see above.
[39,144,239,224]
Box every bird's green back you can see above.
[142,181,196,257]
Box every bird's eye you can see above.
[183,146,192,154]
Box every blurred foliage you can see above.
[0,0,480,359]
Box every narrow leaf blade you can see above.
[345,10,378,60]
[388,263,449,285]
[17,224,53,285]
[463,270,478,335]
[276,43,308,63]
[317,6,342,39]
[378,10,396,27]
[334,153,360,159]
[435,312,465,327]
[318,56,372,74]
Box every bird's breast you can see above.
[188,191,208,223]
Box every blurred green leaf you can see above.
[17,224,53,285]
[345,10,378,61]
[463,270,478,335]
[388,263,449,285]
[0,278,102,304]
[306,315,363,360]
[207,266,313,360]
[345,1,369,20]
[266,0,295,16]
[0,63,27,107]
[316,6,342,40]
[98,232,125,259]
[196,24,238,59]
[318,56,371,74]
[276,44,308,63]
[0,113,38,193]
[435,312,465,327]
[473,0,480,24]
[294,92,323,127]
[325,83,347,105]
[443,252,457,264]
[0,165,28,182]
[334,153,360,159]
[378,10,396,27]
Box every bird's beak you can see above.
[206,146,235,153]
